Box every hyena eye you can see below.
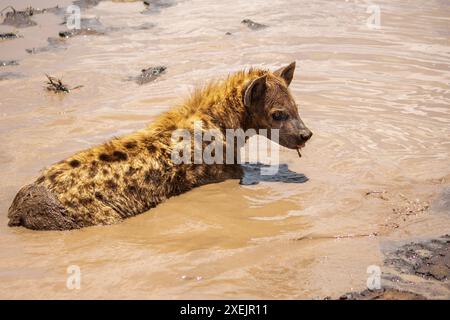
[272,111,289,121]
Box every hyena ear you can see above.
[273,61,296,86]
[244,75,267,108]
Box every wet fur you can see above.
[8,64,307,230]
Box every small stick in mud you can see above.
[45,74,83,93]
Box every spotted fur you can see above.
[8,63,311,230]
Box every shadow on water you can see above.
[240,163,309,185]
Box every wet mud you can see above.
[128,65,167,84]
[240,163,308,185]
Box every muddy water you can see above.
[0,0,449,299]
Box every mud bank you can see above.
[340,235,450,300]
[0,0,449,299]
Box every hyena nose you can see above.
[300,129,313,141]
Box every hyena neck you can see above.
[185,69,268,133]
[55,71,268,161]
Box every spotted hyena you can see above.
[8,62,312,230]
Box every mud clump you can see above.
[59,17,106,38]
[45,75,83,93]
[339,288,426,300]
[241,19,268,30]
[133,22,156,30]
[0,6,37,28]
[0,32,20,41]
[0,60,19,67]
[337,235,450,300]
[385,235,450,281]
[130,66,167,85]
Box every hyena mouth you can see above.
[296,142,306,158]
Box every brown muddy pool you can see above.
[0,0,449,299]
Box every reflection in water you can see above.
[0,0,449,299]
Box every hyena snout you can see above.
[299,128,313,143]
[295,118,313,146]
[277,117,313,149]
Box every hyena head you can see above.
[243,61,313,150]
